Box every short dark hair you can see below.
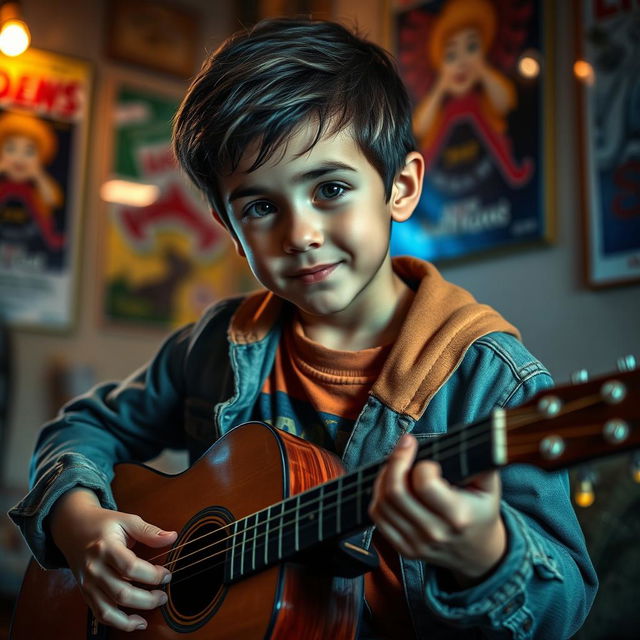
[172,18,416,227]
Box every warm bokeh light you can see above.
[100,180,160,207]
[518,56,540,79]
[574,483,595,508]
[0,18,30,56]
[573,60,595,86]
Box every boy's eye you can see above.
[316,182,346,200]
[245,200,276,218]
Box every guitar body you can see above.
[11,422,362,640]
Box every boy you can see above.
[10,18,596,639]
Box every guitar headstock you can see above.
[503,361,640,472]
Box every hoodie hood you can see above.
[228,256,519,419]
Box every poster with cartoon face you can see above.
[577,0,640,287]
[0,48,90,329]
[391,0,553,262]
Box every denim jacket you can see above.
[10,258,597,639]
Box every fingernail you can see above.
[158,530,174,536]
[162,573,172,584]
[136,622,147,631]
[159,593,168,605]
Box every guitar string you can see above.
[167,418,610,586]
[147,402,538,565]
[162,409,606,579]
[150,410,515,567]
[152,392,605,573]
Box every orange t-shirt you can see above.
[257,314,415,639]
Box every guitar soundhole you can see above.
[162,506,233,632]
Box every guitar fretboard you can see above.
[225,415,496,583]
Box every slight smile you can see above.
[289,262,340,284]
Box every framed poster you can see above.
[106,0,200,78]
[575,0,640,288]
[0,48,91,331]
[390,0,555,262]
[100,81,257,329]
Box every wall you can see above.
[2,0,638,491]
[2,0,235,489]
[1,0,639,635]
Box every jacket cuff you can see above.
[8,453,116,570]
[424,503,563,638]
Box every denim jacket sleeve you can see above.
[422,334,598,639]
[8,322,194,569]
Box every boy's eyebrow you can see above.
[227,161,357,203]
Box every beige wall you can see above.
[3,0,640,493]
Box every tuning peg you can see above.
[617,355,637,372]
[573,466,597,508]
[571,369,589,384]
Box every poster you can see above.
[102,85,256,328]
[576,0,640,287]
[0,49,91,330]
[391,0,554,262]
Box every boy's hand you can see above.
[369,434,506,588]
[49,488,177,632]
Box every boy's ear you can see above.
[211,208,246,257]
[389,151,424,223]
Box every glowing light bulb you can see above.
[100,179,160,207]
[518,56,540,79]
[573,60,595,86]
[0,19,29,57]
[574,478,595,508]
[0,2,30,57]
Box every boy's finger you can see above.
[108,544,171,586]
[373,435,449,541]
[96,564,168,611]
[84,583,149,632]
[123,514,177,548]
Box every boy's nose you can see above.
[282,209,324,254]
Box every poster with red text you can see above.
[576,0,640,287]
[0,49,90,330]
[102,85,256,328]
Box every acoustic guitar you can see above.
[10,364,640,639]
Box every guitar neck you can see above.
[225,413,499,582]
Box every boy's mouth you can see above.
[288,262,340,284]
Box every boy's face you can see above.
[219,124,415,322]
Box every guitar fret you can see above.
[240,516,247,575]
[264,506,271,565]
[229,519,238,581]
[250,513,257,572]
[278,502,284,560]
[336,477,342,533]
[294,495,301,552]
[356,469,363,524]
[318,485,324,541]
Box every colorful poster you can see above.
[0,49,90,330]
[577,0,640,287]
[391,0,553,262]
[102,85,256,328]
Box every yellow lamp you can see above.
[0,2,30,57]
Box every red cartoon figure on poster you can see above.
[412,0,532,186]
[0,111,64,250]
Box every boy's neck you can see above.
[296,274,414,351]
